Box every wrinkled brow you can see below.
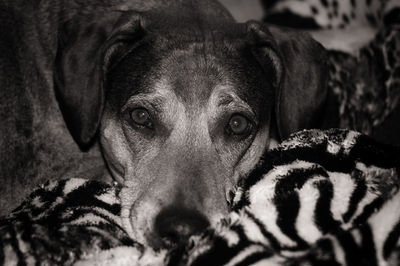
[217,93,235,107]
[121,92,171,113]
[212,89,257,120]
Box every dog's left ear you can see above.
[54,11,145,149]
[246,21,328,140]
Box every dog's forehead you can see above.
[149,77,243,109]
[148,39,270,114]
[155,43,231,106]
[108,24,272,114]
[107,36,243,110]
[149,25,249,103]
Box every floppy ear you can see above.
[54,11,145,149]
[246,21,328,140]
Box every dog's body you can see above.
[0,0,328,247]
[0,0,121,216]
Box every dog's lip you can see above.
[102,152,125,184]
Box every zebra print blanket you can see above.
[1,129,400,266]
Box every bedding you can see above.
[263,0,400,142]
[1,129,399,266]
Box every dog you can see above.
[0,0,327,248]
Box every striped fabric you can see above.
[1,129,399,266]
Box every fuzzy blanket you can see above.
[1,129,399,266]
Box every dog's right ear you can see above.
[54,11,145,150]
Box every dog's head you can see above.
[55,9,327,247]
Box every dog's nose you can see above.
[154,206,209,246]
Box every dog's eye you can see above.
[130,108,153,128]
[227,114,251,135]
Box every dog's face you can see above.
[100,31,274,246]
[55,10,327,247]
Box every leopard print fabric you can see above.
[328,24,400,135]
[263,0,398,29]
[264,0,400,137]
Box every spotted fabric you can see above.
[263,0,400,138]
[328,25,400,135]
[263,0,399,29]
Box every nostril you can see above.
[154,206,210,247]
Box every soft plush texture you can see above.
[263,0,398,30]
[1,129,399,266]
[263,0,400,147]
